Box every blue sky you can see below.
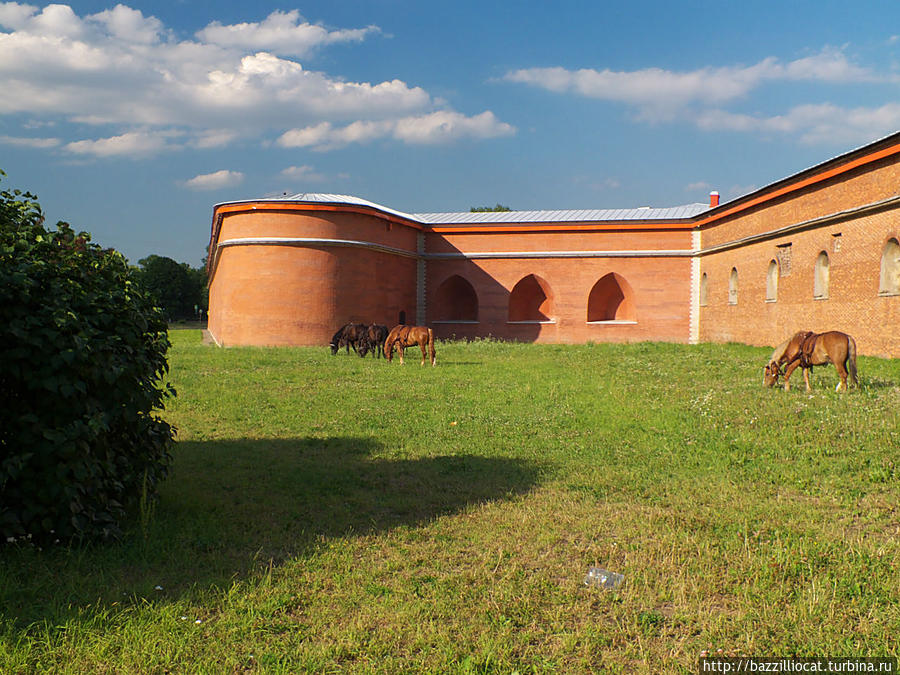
[2,1,900,267]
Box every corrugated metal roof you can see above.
[263,192,422,223]
[413,203,709,224]
[228,193,711,225]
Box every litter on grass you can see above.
[584,567,624,589]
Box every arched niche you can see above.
[879,238,900,296]
[434,274,478,321]
[508,274,553,322]
[814,251,830,299]
[587,272,636,322]
[766,260,779,302]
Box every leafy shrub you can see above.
[0,170,175,544]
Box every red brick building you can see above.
[207,133,900,357]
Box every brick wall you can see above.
[699,201,900,357]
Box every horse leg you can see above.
[802,367,812,392]
[398,345,405,365]
[834,359,848,392]
[782,360,801,391]
[419,341,426,366]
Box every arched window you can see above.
[508,274,553,322]
[699,273,708,307]
[814,251,830,299]
[766,260,778,302]
[587,273,635,322]
[879,238,900,296]
[728,268,738,305]
[434,275,478,321]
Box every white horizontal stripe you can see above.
[217,236,693,259]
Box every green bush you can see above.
[0,170,175,545]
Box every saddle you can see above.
[797,331,818,369]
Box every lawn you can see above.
[2,332,899,673]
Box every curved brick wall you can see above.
[208,206,419,346]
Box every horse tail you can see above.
[847,335,859,387]
[428,327,436,366]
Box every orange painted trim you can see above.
[695,140,900,228]
[430,221,694,234]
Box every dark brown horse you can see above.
[764,330,858,391]
[384,325,436,366]
[329,322,368,356]
[358,324,389,359]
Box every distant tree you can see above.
[135,255,207,320]
[470,204,512,212]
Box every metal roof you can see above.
[413,203,709,224]
[225,193,711,225]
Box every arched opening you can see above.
[398,310,406,325]
[766,260,779,302]
[508,274,553,322]
[879,238,900,296]
[728,268,738,305]
[587,273,636,322]
[699,273,708,307]
[814,251,830,299]
[434,275,478,321]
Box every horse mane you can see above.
[768,337,792,365]
[330,324,347,345]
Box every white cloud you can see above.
[190,129,239,149]
[196,9,378,58]
[281,165,325,181]
[90,4,165,44]
[63,130,177,157]
[393,110,515,144]
[183,169,244,190]
[504,49,890,122]
[696,102,900,146]
[0,133,60,147]
[0,3,508,158]
[0,2,38,29]
[278,110,515,150]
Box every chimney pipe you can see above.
[710,191,720,208]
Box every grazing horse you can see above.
[384,325,436,366]
[763,330,858,392]
[329,322,368,356]
[359,324,388,359]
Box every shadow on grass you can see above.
[1,437,542,630]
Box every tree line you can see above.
[133,254,208,322]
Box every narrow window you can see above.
[814,251,830,299]
[728,268,738,305]
[699,273,708,307]
[766,260,778,302]
[879,238,900,296]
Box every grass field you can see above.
[2,332,899,673]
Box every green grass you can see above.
[2,333,899,673]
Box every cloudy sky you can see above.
[3,1,900,266]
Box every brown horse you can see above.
[384,325,436,366]
[763,330,858,392]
